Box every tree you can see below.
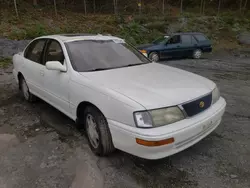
[83,0,87,15]
[14,0,19,18]
[33,0,37,6]
[162,0,165,14]
[243,0,248,11]
[53,0,58,16]
[138,0,142,15]
[240,0,243,12]
[200,0,203,14]
[202,0,206,14]
[113,0,118,14]
[217,0,221,15]
[180,0,183,14]
[93,0,96,13]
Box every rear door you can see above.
[180,34,194,57]
[23,39,47,97]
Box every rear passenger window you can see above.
[25,40,46,64]
[191,36,198,44]
[181,35,192,44]
[194,34,207,42]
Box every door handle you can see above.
[40,70,44,76]
[177,45,180,48]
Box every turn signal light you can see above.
[139,50,147,53]
[136,137,175,147]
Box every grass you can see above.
[0,6,250,49]
[0,58,12,69]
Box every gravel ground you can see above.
[0,39,250,188]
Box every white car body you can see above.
[12,34,226,159]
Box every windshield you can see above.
[153,36,169,44]
[65,40,151,72]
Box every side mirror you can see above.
[45,61,66,72]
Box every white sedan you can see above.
[12,34,226,160]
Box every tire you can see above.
[20,77,36,102]
[193,49,202,59]
[84,106,115,156]
[149,52,160,62]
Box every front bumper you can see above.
[108,97,226,159]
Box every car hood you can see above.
[80,63,215,109]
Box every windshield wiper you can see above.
[122,63,146,67]
[86,63,146,72]
[87,68,112,72]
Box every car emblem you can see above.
[199,101,205,108]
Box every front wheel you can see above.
[193,49,202,59]
[149,52,160,62]
[20,77,36,102]
[84,106,115,156]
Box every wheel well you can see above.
[149,51,159,55]
[17,72,24,90]
[148,51,160,58]
[76,101,103,122]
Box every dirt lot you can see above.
[0,39,250,188]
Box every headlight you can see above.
[212,86,220,104]
[134,107,185,128]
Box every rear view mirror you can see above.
[45,61,66,72]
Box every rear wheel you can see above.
[84,106,115,156]
[149,52,160,62]
[20,77,36,102]
[193,49,202,59]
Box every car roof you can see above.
[36,34,124,43]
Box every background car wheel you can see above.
[149,52,160,62]
[84,106,115,156]
[193,49,202,59]
[20,77,36,102]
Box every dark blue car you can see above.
[137,32,212,62]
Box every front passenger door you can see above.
[163,35,181,58]
[43,39,70,116]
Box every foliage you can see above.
[0,6,250,49]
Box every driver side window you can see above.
[168,35,181,44]
[46,40,65,64]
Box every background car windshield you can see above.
[66,40,151,72]
[153,36,169,44]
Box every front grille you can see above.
[182,93,212,117]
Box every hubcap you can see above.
[151,53,159,62]
[86,114,99,149]
[194,50,202,58]
[22,80,29,100]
